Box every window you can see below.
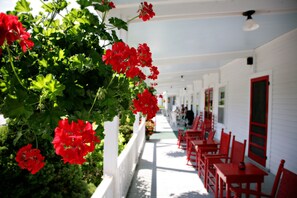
[218,87,225,124]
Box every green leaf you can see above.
[76,0,92,9]
[13,131,23,146]
[58,49,65,60]
[94,4,110,13]
[42,2,55,13]
[15,0,32,13]
[2,97,33,120]
[30,74,52,90]
[38,59,48,68]
[109,17,128,31]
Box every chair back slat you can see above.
[191,115,200,130]
[218,130,232,155]
[207,130,216,141]
[230,138,246,164]
[270,159,285,197]
[275,165,297,198]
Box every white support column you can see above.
[103,116,119,179]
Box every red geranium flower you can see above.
[103,41,159,80]
[15,144,45,174]
[133,89,159,120]
[109,2,116,8]
[138,2,155,21]
[137,43,152,67]
[0,12,34,53]
[103,42,134,74]
[52,119,100,165]
[148,65,159,80]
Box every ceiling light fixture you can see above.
[242,10,259,31]
[181,75,185,81]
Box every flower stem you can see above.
[6,46,26,89]
[88,87,100,114]
[88,74,116,114]
[126,16,139,23]
[34,132,39,149]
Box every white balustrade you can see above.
[92,113,146,198]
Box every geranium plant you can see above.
[0,0,158,196]
[145,119,155,138]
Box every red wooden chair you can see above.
[177,115,200,149]
[197,130,232,184]
[194,129,223,169]
[186,129,216,166]
[205,136,247,192]
[230,159,297,198]
[185,120,206,150]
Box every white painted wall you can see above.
[216,28,297,174]
[254,28,297,174]
[193,80,203,115]
[220,58,254,143]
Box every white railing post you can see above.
[103,116,119,196]
[133,113,140,134]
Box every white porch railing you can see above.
[92,113,146,198]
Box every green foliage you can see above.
[0,123,92,198]
[0,0,147,197]
[15,0,32,13]
[119,124,133,145]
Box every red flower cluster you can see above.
[138,2,155,21]
[133,89,159,120]
[52,119,100,165]
[102,42,159,81]
[0,12,34,55]
[102,0,115,9]
[15,144,45,174]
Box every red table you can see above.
[185,130,204,153]
[187,139,218,165]
[214,162,268,198]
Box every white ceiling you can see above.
[111,0,297,95]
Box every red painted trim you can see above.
[248,75,269,167]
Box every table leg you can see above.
[256,182,262,198]
[246,183,250,198]
[186,141,191,163]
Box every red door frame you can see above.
[248,75,269,167]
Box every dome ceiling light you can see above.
[242,10,259,31]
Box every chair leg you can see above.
[204,159,208,189]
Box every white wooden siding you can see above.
[255,28,297,174]
[219,58,253,143]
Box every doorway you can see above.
[204,88,213,132]
[248,75,269,167]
